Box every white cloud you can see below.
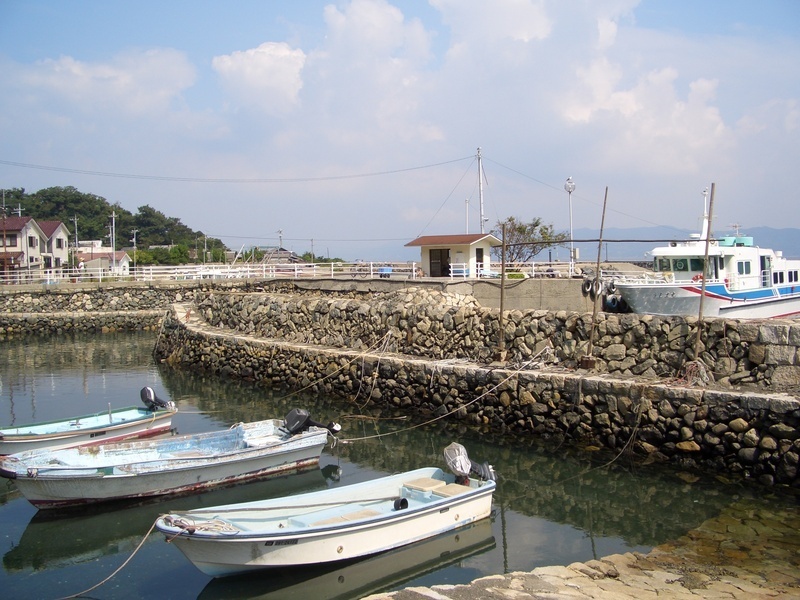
[22,49,195,115]
[432,0,552,43]
[212,42,306,116]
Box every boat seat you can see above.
[310,508,381,526]
[170,451,207,458]
[403,477,445,492]
[432,483,472,497]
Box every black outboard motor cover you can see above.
[140,387,175,412]
[285,408,312,434]
[284,408,341,435]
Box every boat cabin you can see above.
[651,234,800,292]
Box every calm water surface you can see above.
[0,333,793,600]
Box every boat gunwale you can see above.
[0,406,176,441]
[157,476,496,542]
[0,425,330,479]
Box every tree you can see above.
[490,216,568,263]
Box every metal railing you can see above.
[1,260,597,286]
[0,262,423,285]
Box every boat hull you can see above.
[156,467,496,577]
[615,282,800,319]
[0,407,175,455]
[0,421,329,509]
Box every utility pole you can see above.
[477,148,486,234]
[70,215,79,264]
[110,211,117,275]
[131,228,138,274]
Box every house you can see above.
[38,220,71,276]
[0,215,48,282]
[405,233,502,277]
[74,248,131,276]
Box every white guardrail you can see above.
[0,261,589,286]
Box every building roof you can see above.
[75,250,130,262]
[405,233,502,247]
[0,215,33,233]
[38,220,69,238]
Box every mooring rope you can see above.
[56,518,160,600]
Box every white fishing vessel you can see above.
[0,408,339,509]
[155,443,496,577]
[0,387,176,455]
[605,189,800,319]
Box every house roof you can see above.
[38,220,69,238]
[0,216,33,233]
[405,233,502,247]
[75,250,130,262]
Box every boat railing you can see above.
[600,269,676,284]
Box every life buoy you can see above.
[692,274,704,282]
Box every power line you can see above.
[0,156,472,183]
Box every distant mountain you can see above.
[572,226,800,263]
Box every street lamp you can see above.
[564,177,575,277]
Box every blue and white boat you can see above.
[605,190,800,319]
[0,387,176,455]
[0,408,340,509]
[155,443,496,577]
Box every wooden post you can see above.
[496,224,507,362]
[693,182,715,359]
[582,186,608,369]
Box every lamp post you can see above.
[564,176,575,277]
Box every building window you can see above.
[56,237,65,249]
[28,235,37,248]
[2,234,17,247]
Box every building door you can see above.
[476,247,484,276]
[429,248,450,277]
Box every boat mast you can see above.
[477,147,485,234]
[700,187,710,240]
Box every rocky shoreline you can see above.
[364,492,800,599]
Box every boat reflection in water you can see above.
[3,467,333,573]
[198,517,495,600]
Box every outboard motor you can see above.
[444,442,496,483]
[140,387,176,412]
[284,408,341,435]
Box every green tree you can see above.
[491,216,568,263]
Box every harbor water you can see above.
[0,332,796,600]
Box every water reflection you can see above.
[198,519,495,600]
[4,469,330,573]
[0,333,791,600]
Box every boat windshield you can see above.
[654,257,706,273]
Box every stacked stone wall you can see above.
[155,304,800,487]
[193,287,800,389]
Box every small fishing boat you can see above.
[604,188,800,319]
[0,408,340,509]
[156,443,496,577]
[197,518,495,600]
[0,387,177,455]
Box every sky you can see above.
[1,0,798,260]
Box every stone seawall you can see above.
[156,300,799,488]
[193,287,800,389]
[3,282,798,487]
